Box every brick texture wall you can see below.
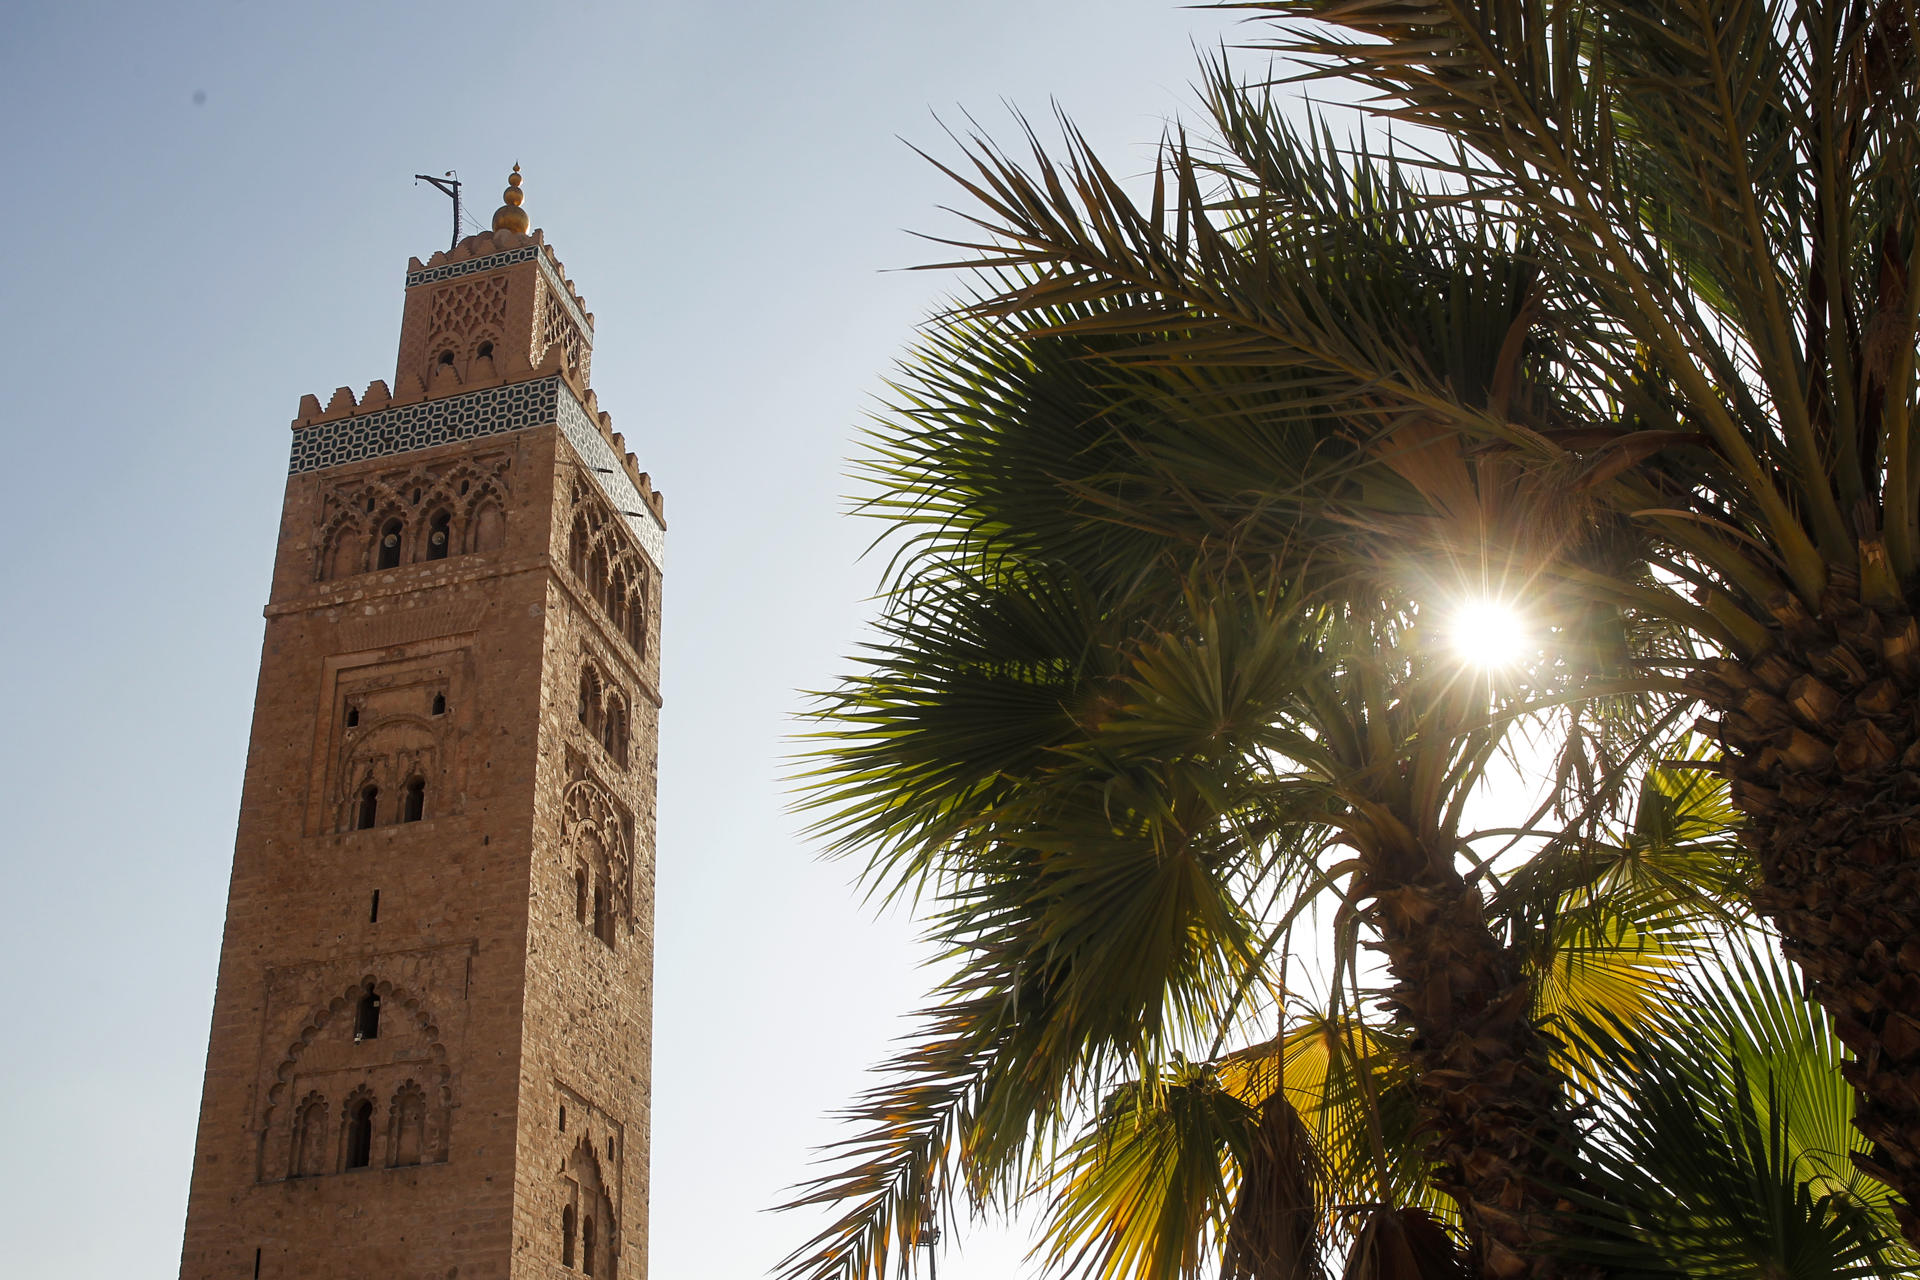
[178,226,659,1280]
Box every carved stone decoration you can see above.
[537,276,591,383]
[562,777,633,934]
[563,1133,620,1279]
[314,451,514,582]
[564,475,652,657]
[337,716,440,830]
[259,978,453,1183]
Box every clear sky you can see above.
[0,2,1256,1276]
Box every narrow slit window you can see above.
[369,890,380,923]
[561,1205,576,1268]
[559,1103,567,1132]
[402,777,426,823]
[354,784,379,831]
[575,869,588,925]
[582,1216,596,1276]
[345,705,359,728]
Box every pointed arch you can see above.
[290,1091,329,1177]
[469,498,507,553]
[578,663,604,736]
[603,690,629,767]
[375,516,405,570]
[340,1085,377,1170]
[319,517,365,581]
[263,977,453,1179]
[624,567,648,655]
[423,508,453,561]
[568,511,592,578]
[562,778,633,945]
[388,1079,428,1167]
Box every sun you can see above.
[1448,598,1531,668]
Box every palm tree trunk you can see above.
[1701,569,1920,1245]
[1362,840,1598,1280]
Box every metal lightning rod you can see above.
[413,171,463,251]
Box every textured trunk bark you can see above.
[1362,841,1599,1280]
[1699,573,1920,1245]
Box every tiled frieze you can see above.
[404,246,539,289]
[289,379,560,474]
[557,391,667,572]
[288,378,667,571]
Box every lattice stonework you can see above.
[429,274,509,343]
[538,279,591,383]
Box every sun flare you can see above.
[1449,599,1531,668]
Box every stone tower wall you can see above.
[177,215,662,1280]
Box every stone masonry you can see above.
[177,174,665,1280]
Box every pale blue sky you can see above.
[0,3,1253,1275]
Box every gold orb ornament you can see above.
[491,163,530,234]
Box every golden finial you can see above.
[491,162,530,234]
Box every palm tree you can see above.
[783,294,1710,1274]
[1040,940,1920,1279]
[849,0,1920,1237]
[1557,944,1914,1276]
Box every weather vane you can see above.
[413,170,462,251]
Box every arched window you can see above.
[425,510,452,561]
[582,1215,596,1276]
[354,986,381,1041]
[593,878,615,948]
[575,868,589,924]
[402,777,426,823]
[390,1083,427,1167]
[345,1098,375,1170]
[354,784,379,831]
[561,1204,577,1268]
[437,349,455,368]
[605,569,627,635]
[345,704,359,728]
[431,692,446,716]
[376,518,404,570]
[578,667,603,735]
[470,500,506,553]
[625,579,646,654]
[588,547,610,606]
[475,340,494,360]
[291,1095,328,1177]
[569,514,591,578]
[322,522,361,581]
[604,695,628,766]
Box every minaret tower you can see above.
[178,168,665,1280]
